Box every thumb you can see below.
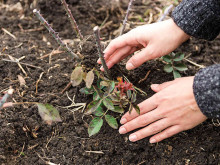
[126,45,158,70]
[151,80,176,92]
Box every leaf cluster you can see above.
[71,66,140,137]
[162,52,188,79]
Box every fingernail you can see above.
[120,118,127,124]
[119,127,126,134]
[151,84,159,89]
[150,138,156,143]
[126,63,134,70]
[129,134,137,142]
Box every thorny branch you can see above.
[120,0,134,36]
[61,0,83,40]
[33,9,81,61]
[93,26,112,79]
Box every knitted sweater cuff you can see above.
[193,64,220,119]
[172,0,220,41]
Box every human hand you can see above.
[98,19,190,71]
[118,77,207,143]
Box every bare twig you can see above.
[33,9,81,61]
[39,50,64,59]
[2,58,43,70]
[93,26,111,79]
[85,150,104,154]
[1,28,17,40]
[184,58,206,68]
[138,70,151,83]
[60,82,72,94]
[158,4,174,22]
[36,72,44,94]
[120,0,134,36]
[61,0,83,40]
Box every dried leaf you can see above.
[84,100,102,115]
[71,67,83,86]
[105,115,118,129]
[18,75,26,86]
[85,70,94,88]
[103,98,114,110]
[88,117,103,137]
[37,103,62,125]
[100,81,109,87]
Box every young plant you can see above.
[162,52,188,79]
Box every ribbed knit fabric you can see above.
[193,65,220,119]
[172,0,220,40]
[172,0,220,119]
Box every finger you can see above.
[105,46,133,69]
[2,102,13,108]
[151,80,176,92]
[149,125,182,143]
[103,32,140,60]
[120,94,158,124]
[119,108,163,134]
[128,118,171,142]
[126,45,158,70]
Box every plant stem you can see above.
[60,0,83,40]
[120,0,134,36]
[93,26,112,80]
[158,4,173,22]
[33,9,81,61]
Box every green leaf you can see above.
[174,63,188,71]
[105,115,118,129]
[173,70,181,79]
[88,117,103,137]
[93,106,104,116]
[134,104,140,115]
[85,70,94,89]
[129,103,133,114]
[131,92,137,103]
[93,92,101,100]
[71,67,83,86]
[162,55,172,63]
[84,100,102,115]
[173,53,184,61]
[110,106,124,113]
[106,81,115,94]
[103,98,114,110]
[37,103,62,125]
[127,90,132,99]
[80,87,94,95]
[164,64,173,73]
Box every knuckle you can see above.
[137,118,147,127]
[150,125,159,134]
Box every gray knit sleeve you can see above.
[193,64,220,119]
[172,0,220,40]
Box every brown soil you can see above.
[0,0,219,164]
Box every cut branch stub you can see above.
[33,9,82,61]
[93,26,112,80]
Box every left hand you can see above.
[119,77,207,143]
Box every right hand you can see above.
[98,19,190,70]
